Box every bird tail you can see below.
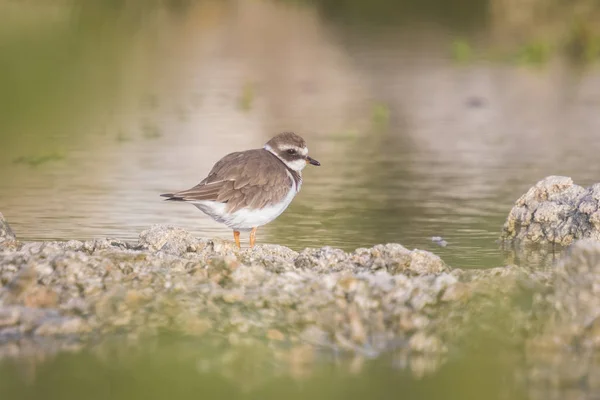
[160,193,185,201]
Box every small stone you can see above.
[34,317,89,336]
[0,213,17,248]
[294,247,349,271]
[124,290,147,308]
[231,265,266,286]
[137,225,199,255]
[17,307,60,331]
[62,298,90,315]
[408,332,445,353]
[0,307,20,327]
[64,240,84,252]
[299,326,330,346]
[3,266,37,298]
[410,289,437,311]
[207,256,241,278]
[23,287,59,308]
[239,244,298,268]
[408,250,447,275]
[399,313,429,333]
[267,329,285,341]
[351,244,448,275]
[431,237,448,247]
[222,291,244,303]
[440,282,471,302]
[348,306,367,345]
[336,276,359,292]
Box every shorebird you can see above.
[160,132,320,248]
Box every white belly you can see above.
[191,179,299,231]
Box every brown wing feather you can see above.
[161,149,293,213]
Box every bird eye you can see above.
[286,149,296,155]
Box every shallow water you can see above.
[1,0,600,398]
[2,1,600,269]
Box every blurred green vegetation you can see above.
[238,82,255,112]
[370,103,390,131]
[516,41,552,66]
[295,0,600,67]
[565,18,600,63]
[0,0,197,155]
[310,0,489,32]
[451,39,473,63]
[13,151,66,167]
[1,0,599,156]
[449,31,600,67]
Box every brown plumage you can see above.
[160,149,301,213]
[160,131,320,248]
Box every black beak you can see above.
[306,156,320,166]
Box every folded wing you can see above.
[160,149,292,213]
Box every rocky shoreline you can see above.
[0,218,463,354]
[1,177,600,393]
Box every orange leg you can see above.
[249,227,258,248]
[233,231,241,249]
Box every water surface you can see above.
[2,1,600,269]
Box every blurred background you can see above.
[2,0,600,399]
[2,0,600,268]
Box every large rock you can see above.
[501,176,600,245]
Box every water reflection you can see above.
[1,0,600,272]
[0,334,530,400]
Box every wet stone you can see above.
[502,176,600,245]
[351,244,448,275]
[137,224,201,255]
[0,213,17,249]
[295,247,350,272]
[0,307,21,327]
